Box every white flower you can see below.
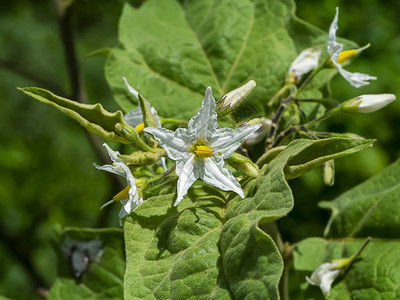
[343,93,396,113]
[287,47,321,83]
[306,262,343,296]
[327,7,377,88]
[94,143,143,224]
[144,87,261,206]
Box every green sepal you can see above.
[138,93,158,129]
[118,147,166,165]
[19,87,132,144]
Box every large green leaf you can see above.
[292,238,400,300]
[19,87,132,144]
[47,227,124,300]
[123,138,370,299]
[320,158,400,238]
[105,0,350,119]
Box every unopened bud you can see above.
[227,152,259,178]
[322,160,335,186]
[286,47,321,84]
[244,118,272,146]
[341,94,396,113]
[217,80,256,117]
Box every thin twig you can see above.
[265,96,294,149]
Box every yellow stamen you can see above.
[134,123,145,133]
[337,49,357,64]
[193,145,214,158]
[113,185,131,201]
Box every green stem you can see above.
[265,96,294,148]
[268,83,290,107]
[293,64,324,97]
[303,106,342,129]
[159,118,188,127]
[297,97,340,109]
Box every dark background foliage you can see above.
[0,0,399,298]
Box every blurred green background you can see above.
[0,0,399,298]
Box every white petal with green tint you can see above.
[187,87,218,141]
[210,125,261,159]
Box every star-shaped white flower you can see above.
[144,87,261,206]
[327,7,376,88]
[94,143,143,224]
[306,262,343,296]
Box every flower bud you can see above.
[322,160,335,186]
[286,47,321,84]
[217,80,256,117]
[341,94,396,113]
[227,152,259,178]
[244,118,272,146]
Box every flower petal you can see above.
[123,77,162,127]
[327,7,341,57]
[144,127,192,161]
[201,157,244,198]
[124,107,143,127]
[175,154,198,206]
[123,76,139,99]
[210,124,261,159]
[335,67,377,88]
[320,269,341,296]
[187,87,218,141]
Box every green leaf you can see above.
[19,87,132,144]
[320,158,400,238]
[123,138,368,299]
[105,0,351,118]
[48,227,124,300]
[284,138,374,180]
[292,237,400,300]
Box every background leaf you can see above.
[105,0,354,119]
[320,158,400,238]
[47,227,124,300]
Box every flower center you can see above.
[134,123,145,133]
[337,49,357,64]
[113,185,131,201]
[192,144,214,158]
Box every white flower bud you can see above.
[244,117,272,146]
[217,80,256,117]
[342,94,396,113]
[287,48,321,83]
[322,160,335,186]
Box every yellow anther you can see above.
[113,185,131,201]
[193,145,214,158]
[337,49,357,64]
[134,123,145,133]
